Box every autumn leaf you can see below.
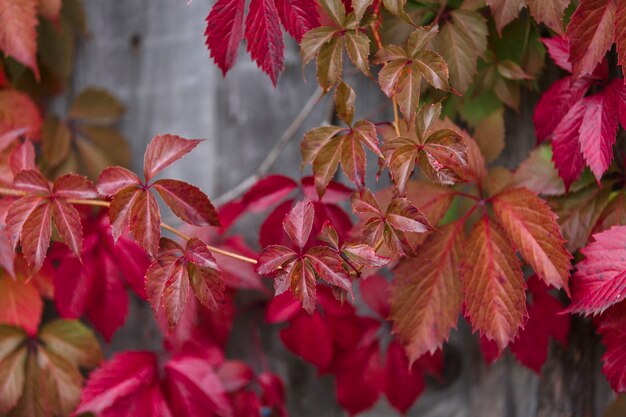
[566,0,615,78]
[0,90,42,143]
[143,134,203,182]
[145,237,224,328]
[205,0,246,75]
[257,200,353,313]
[67,88,125,123]
[595,302,626,392]
[0,272,42,336]
[0,0,39,78]
[245,0,284,85]
[461,216,527,351]
[390,222,463,363]
[568,226,626,315]
[433,9,488,93]
[374,27,450,119]
[275,0,319,42]
[492,187,572,292]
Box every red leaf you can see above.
[384,341,425,414]
[97,166,141,197]
[53,174,98,199]
[595,301,626,392]
[533,76,591,143]
[0,274,42,335]
[245,0,285,85]
[153,179,220,227]
[85,254,130,341]
[551,99,587,190]
[617,0,626,77]
[129,189,161,256]
[107,187,140,241]
[8,140,35,175]
[542,36,572,72]
[305,246,353,297]
[510,276,570,373]
[569,226,626,315]
[266,291,302,323]
[390,222,464,362]
[5,195,42,251]
[275,0,320,42]
[21,202,52,270]
[335,342,383,415]
[492,188,572,292]
[165,354,233,417]
[283,200,314,250]
[114,235,151,299]
[0,89,41,141]
[360,275,390,319]
[143,134,203,181]
[279,310,334,370]
[579,91,619,182]
[257,245,297,274]
[0,0,39,78]
[52,199,83,258]
[566,0,615,78]
[205,0,246,75]
[260,199,293,248]
[461,216,527,351]
[75,351,160,415]
[301,176,353,203]
[241,175,298,212]
[13,169,50,195]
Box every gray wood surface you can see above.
[70,1,615,416]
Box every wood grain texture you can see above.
[71,1,614,416]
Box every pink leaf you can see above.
[257,244,297,275]
[542,36,572,72]
[578,91,619,182]
[21,202,52,270]
[244,0,285,85]
[8,140,35,175]
[5,195,42,251]
[143,134,203,181]
[360,275,390,319]
[53,174,98,199]
[52,199,83,258]
[275,0,319,42]
[97,166,141,197]
[153,179,220,227]
[533,76,591,143]
[241,175,298,212]
[279,310,334,370]
[13,169,50,195]
[76,351,159,415]
[283,200,314,250]
[205,0,246,75]
[569,226,626,315]
[551,99,587,190]
[129,189,161,256]
[595,301,626,392]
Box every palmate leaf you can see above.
[257,200,353,313]
[374,27,450,119]
[0,320,101,417]
[5,170,97,269]
[351,189,432,257]
[302,119,382,196]
[98,135,217,256]
[461,216,527,351]
[145,237,224,328]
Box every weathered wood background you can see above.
[69,1,615,416]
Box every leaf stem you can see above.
[0,186,258,265]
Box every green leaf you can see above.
[301,26,337,66]
[317,36,344,92]
[39,320,102,369]
[334,82,356,126]
[433,9,488,93]
[344,31,371,77]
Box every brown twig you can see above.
[213,86,325,206]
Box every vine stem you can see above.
[0,187,258,265]
[371,10,402,136]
